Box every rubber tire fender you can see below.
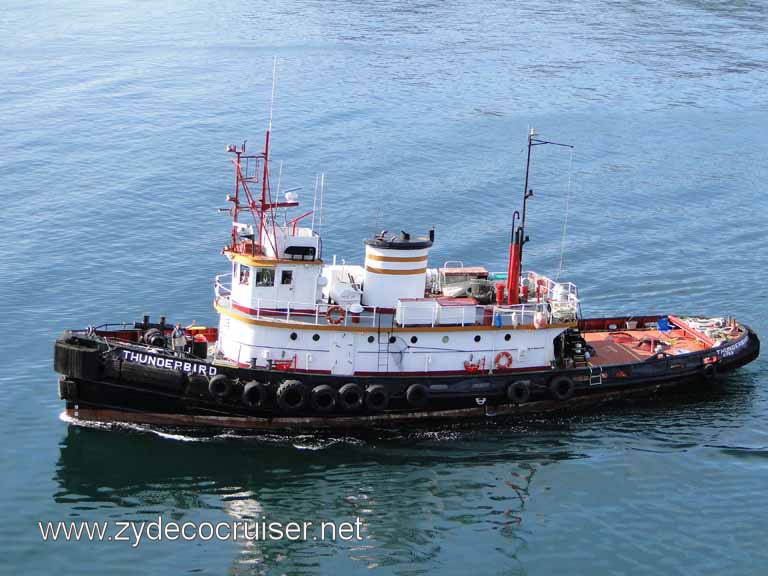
[506,381,531,404]
[365,384,389,412]
[549,376,576,401]
[405,383,429,408]
[144,328,167,348]
[702,363,718,381]
[276,380,307,412]
[209,374,233,399]
[338,383,364,412]
[186,373,209,397]
[242,380,268,408]
[310,384,338,413]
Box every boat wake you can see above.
[59,410,367,448]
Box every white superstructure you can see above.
[212,137,580,378]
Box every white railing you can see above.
[492,302,552,327]
[395,299,553,328]
[214,278,380,328]
[213,270,579,328]
[521,271,578,303]
[215,273,232,297]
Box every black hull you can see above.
[54,323,760,430]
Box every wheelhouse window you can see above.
[255,268,275,287]
[238,264,250,285]
[281,270,294,285]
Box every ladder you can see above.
[588,364,603,386]
[376,314,389,373]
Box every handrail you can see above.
[214,270,578,328]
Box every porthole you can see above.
[290,332,298,341]
[389,336,396,344]
[442,335,449,343]
[410,336,418,344]
[504,333,511,341]
[367,336,375,343]
[474,335,481,342]
[312,334,320,342]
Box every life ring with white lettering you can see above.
[494,351,514,370]
[326,305,346,325]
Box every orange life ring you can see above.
[494,351,513,370]
[326,305,346,325]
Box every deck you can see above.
[584,328,716,366]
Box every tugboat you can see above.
[54,127,760,430]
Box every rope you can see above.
[556,148,574,280]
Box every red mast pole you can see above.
[504,128,573,305]
[505,227,521,305]
[506,129,534,305]
[232,148,242,250]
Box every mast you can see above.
[225,59,298,258]
[259,57,277,249]
[505,128,573,305]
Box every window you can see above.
[410,336,418,344]
[367,336,375,343]
[504,333,512,341]
[238,264,251,285]
[255,268,275,287]
[442,335,450,343]
[281,270,294,285]
[312,334,320,342]
[474,335,481,342]
[290,332,298,341]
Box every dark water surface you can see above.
[2,1,767,574]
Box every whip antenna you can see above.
[268,57,277,132]
[557,148,574,280]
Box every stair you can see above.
[376,315,390,373]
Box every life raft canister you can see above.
[494,350,513,370]
[326,305,346,325]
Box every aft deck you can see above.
[581,316,744,367]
